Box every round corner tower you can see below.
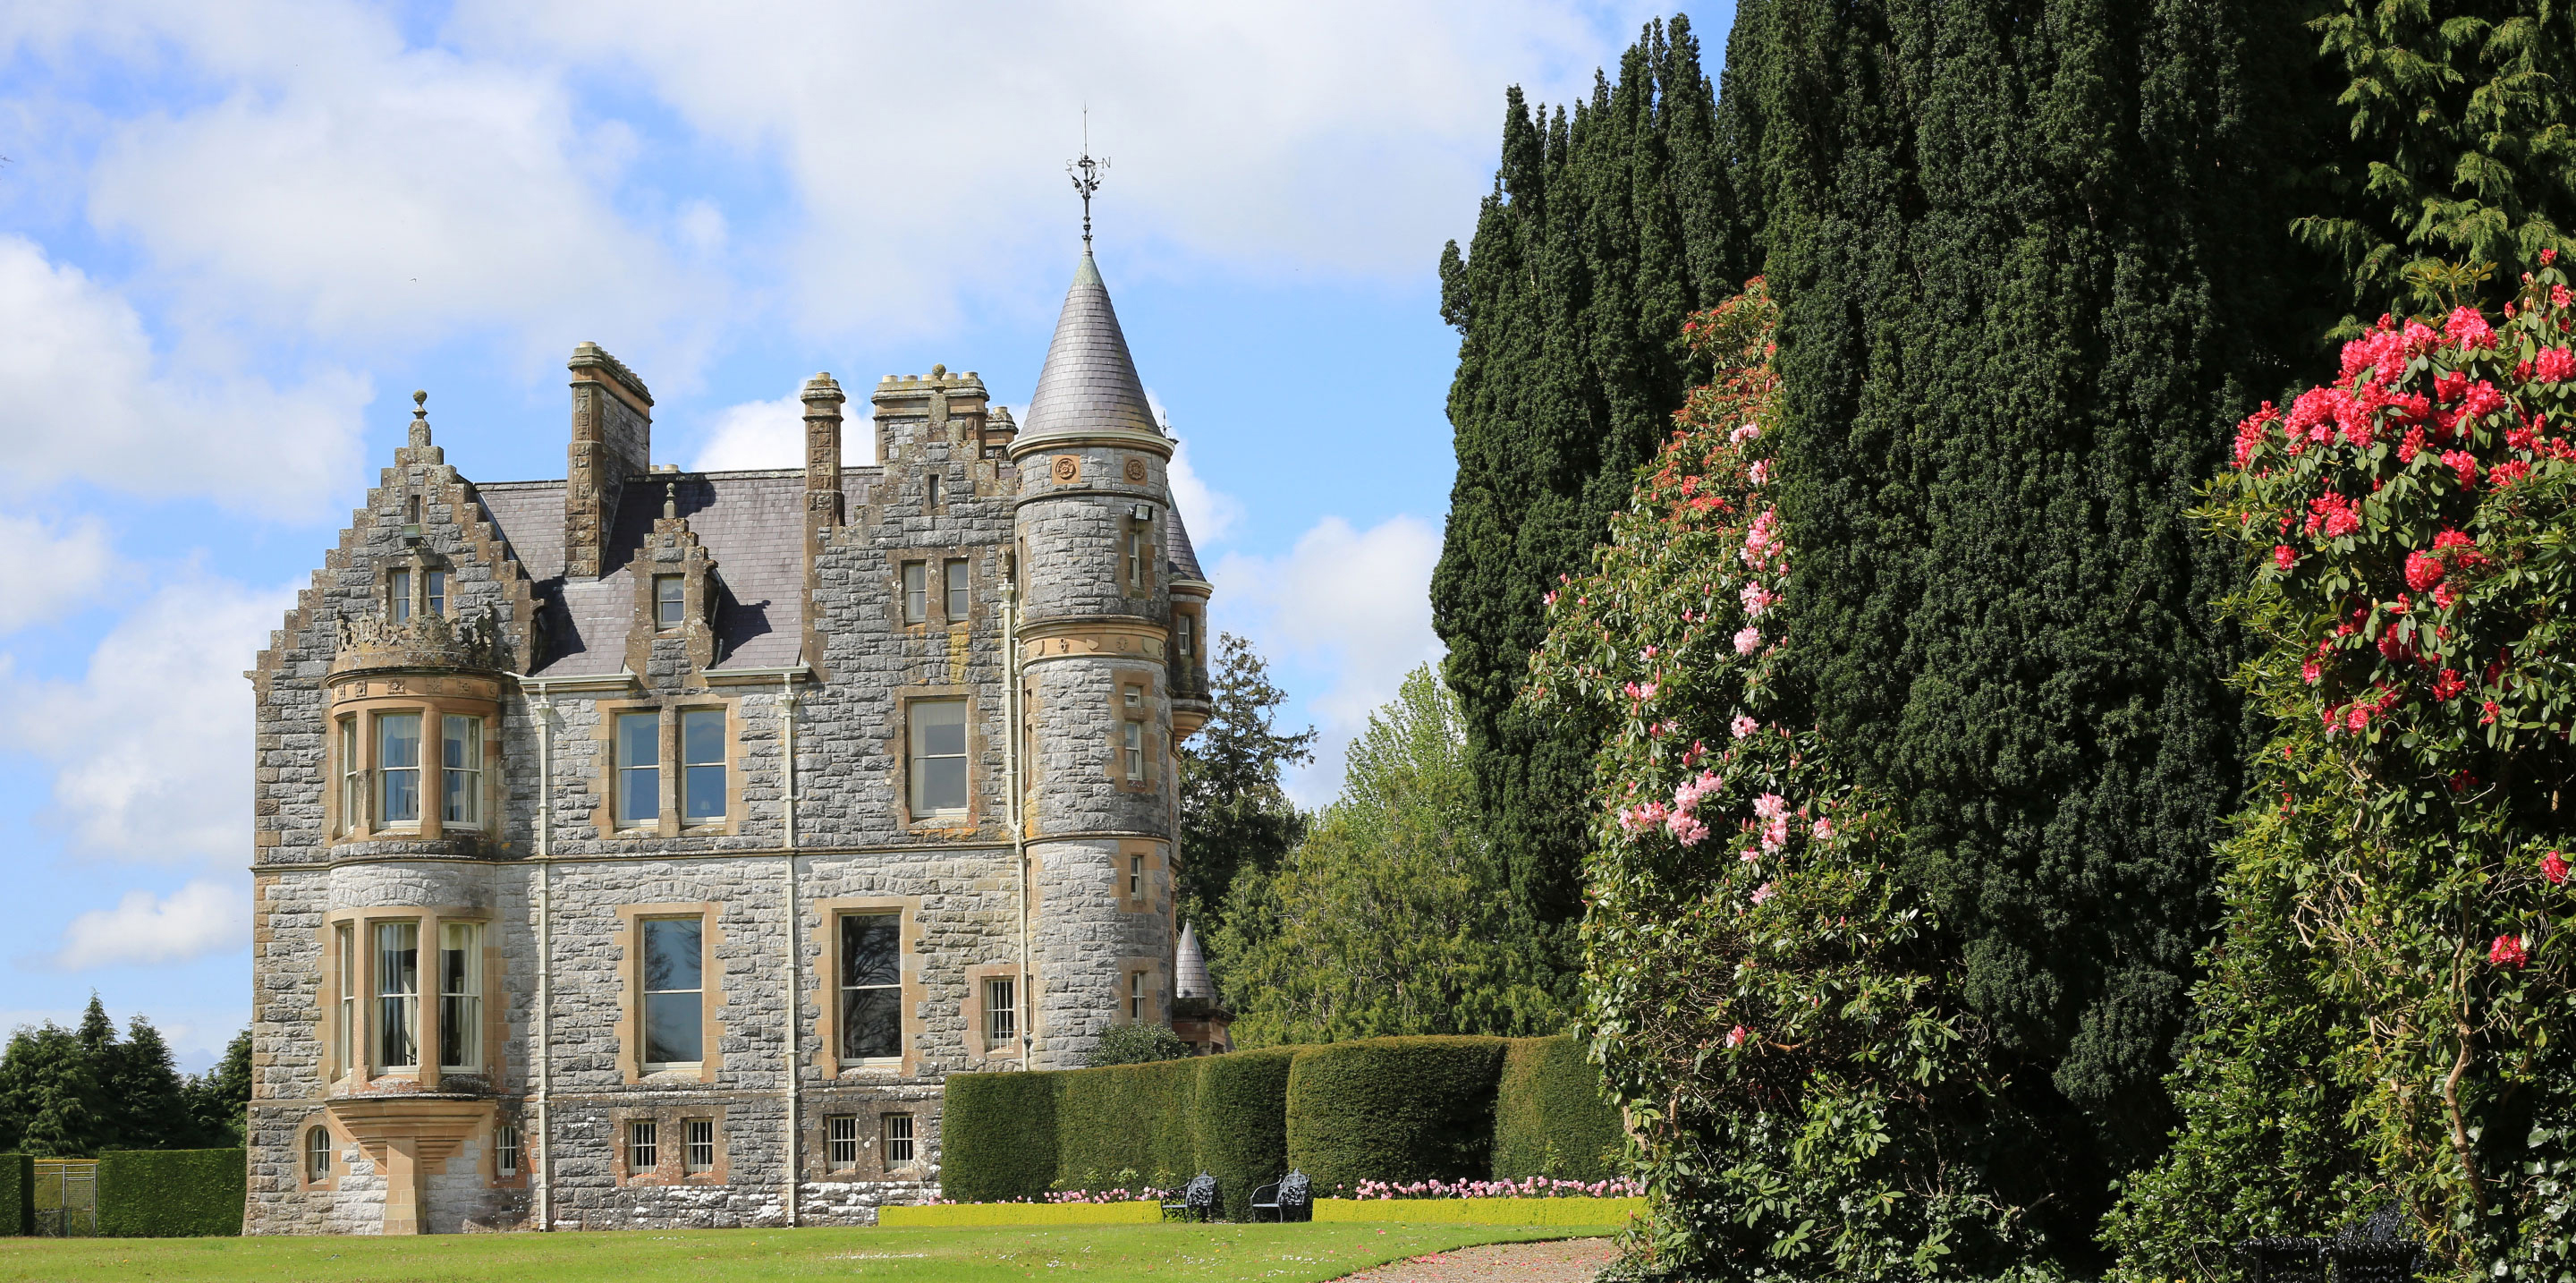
[1009,251,1192,1068]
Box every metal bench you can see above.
[1250,1169,1311,1223]
[1163,1172,1219,1222]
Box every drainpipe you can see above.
[1003,578,1032,1066]
[780,673,801,1227]
[519,677,557,1233]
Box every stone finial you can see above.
[409,389,433,448]
[663,481,678,521]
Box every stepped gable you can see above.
[478,471,814,675]
[1017,252,1163,446]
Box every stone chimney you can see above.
[801,372,845,546]
[564,343,654,580]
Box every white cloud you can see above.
[1166,438,1243,547]
[0,513,127,633]
[0,235,369,514]
[450,0,1665,336]
[1211,514,1444,802]
[48,878,250,970]
[690,393,877,471]
[2,575,292,862]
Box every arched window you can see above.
[305,1126,333,1182]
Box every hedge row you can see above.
[97,1149,244,1237]
[0,1154,27,1236]
[943,1035,1621,1212]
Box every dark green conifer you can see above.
[1433,15,1750,938]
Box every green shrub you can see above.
[1085,1024,1192,1066]
[941,1071,1058,1202]
[95,1148,242,1236]
[0,1153,28,1236]
[1286,1036,1507,1190]
[1193,1046,1301,1219]
[1489,1035,1623,1182]
[1053,1058,1199,1194]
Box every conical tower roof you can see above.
[1017,252,1166,450]
[1175,921,1212,999]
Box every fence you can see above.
[32,1160,97,1237]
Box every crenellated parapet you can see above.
[329,608,511,680]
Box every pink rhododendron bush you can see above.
[2106,266,2576,1279]
[1529,284,2055,1282]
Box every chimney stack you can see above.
[564,343,654,580]
[801,373,845,547]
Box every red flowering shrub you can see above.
[2115,268,2576,1276]
[1531,285,2038,1281]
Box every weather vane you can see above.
[1067,106,1109,250]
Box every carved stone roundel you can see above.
[1053,455,1080,483]
[1123,458,1148,484]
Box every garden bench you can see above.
[1250,1170,1311,1223]
[2232,1201,2428,1283]
[1163,1172,1218,1222]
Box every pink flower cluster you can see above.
[1741,507,1783,570]
[1340,1177,1644,1201]
[1741,582,1777,618]
[1042,1186,1173,1204]
[1752,792,1790,854]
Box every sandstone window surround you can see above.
[1107,668,1162,794]
[382,550,453,625]
[325,677,500,844]
[589,699,743,839]
[809,896,924,1077]
[612,1103,730,1187]
[1114,956,1165,1027]
[302,1124,335,1188]
[610,902,726,1084]
[900,692,976,827]
[893,548,978,633]
[318,906,497,1089]
[959,961,1022,1061]
[1115,841,1165,915]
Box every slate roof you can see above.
[478,470,876,677]
[1018,252,1165,448]
[1175,921,1212,998]
[1167,505,1206,583]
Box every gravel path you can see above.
[1332,1236,1619,1283]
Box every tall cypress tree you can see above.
[1726,0,2346,1242]
[1433,16,1753,937]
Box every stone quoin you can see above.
[242,252,1221,1234]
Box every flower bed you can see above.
[1312,1196,1646,1227]
[877,1199,1165,1228]
[1335,1177,1640,1200]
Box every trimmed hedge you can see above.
[942,1071,1058,1203]
[96,1148,243,1237]
[1489,1035,1623,1181]
[1285,1037,1507,1189]
[1191,1046,1300,1220]
[0,1153,27,1236]
[1055,1057,1199,1191]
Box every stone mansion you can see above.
[243,252,1218,1234]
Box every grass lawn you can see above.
[0,1220,1616,1282]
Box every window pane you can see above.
[902,562,926,623]
[378,714,419,823]
[645,991,704,1064]
[617,713,659,827]
[910,700,968,814]
[440,923,479,1068]
[682,710,724,765]
[945,560,968,619]
[884,1113,914,1163]
[842,987,901,1059]
[643,918,703,993]
[389,569,411,622]
[656,575,683,627]
[841,913,898,988]
[682,710,724,820]
[920,757,966,813]
[376,922,418,1067]
[442,716,480,825]
[425,570,445,616]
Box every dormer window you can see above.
[404,495,422,539]
[388,569,412,623]
[654,575,684,630]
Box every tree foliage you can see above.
[2112,270,2576,1278]
[1536,285,2051,1281]
[2296,0,2576,329]
[1177,632,1316,926]
[0,998,244,1157]
[1213,667,1564,1046]
[1432,15,1754,940]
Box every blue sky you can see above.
[0,0,1704,1069]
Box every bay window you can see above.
[334,922,353,1074]
[375,922,419,1069]
[377,713,420,826]
[441,715,482,827]
[337,717,360,832]
[439,922,481,1070]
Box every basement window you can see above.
[882,1113,914,1166]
